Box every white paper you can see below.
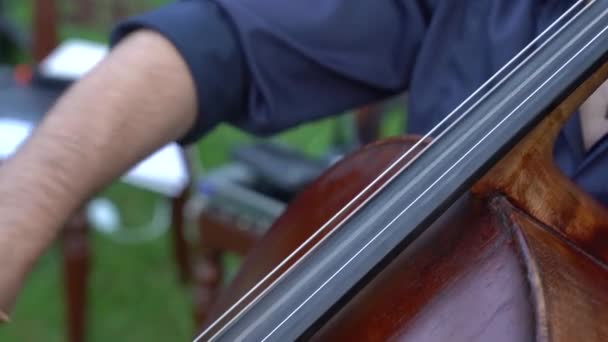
[0,118,32,159]
[39,39,108,80]
[122,143,190,197]
[0,118,189,197]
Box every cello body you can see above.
[203,59,608,340]
[199,4,608,338]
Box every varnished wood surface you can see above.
[511,202,608,341]
[472,59,608,265]
[201,48,608,342]
[313,195,535,342]
[203,139,541,341]
[205,129,608,341]
[198,214,258,256]
[202,137,426,329]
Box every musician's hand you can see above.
[0,29,197,318]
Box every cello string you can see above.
[196,0,590,339]
[262,4,608,341]
[201,2,592,340]
[196,1,590,339]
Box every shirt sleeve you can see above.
[111,0,430,144]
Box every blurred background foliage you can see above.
[0,0,405,341]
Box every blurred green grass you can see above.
[0,1,405,341]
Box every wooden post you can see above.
[171,186,193,283]
[355,105,382,145]
[61,211,90,342]
[33,3,91,342]
[33,0,58,62]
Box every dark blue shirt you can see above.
[112,0,608,205]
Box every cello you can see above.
[196,0,608,340]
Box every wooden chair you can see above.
[191,161,287,327]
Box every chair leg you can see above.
[193,245,223,330]
[61,210,90,342]
[171,188,192,283]
[355,105,383,145]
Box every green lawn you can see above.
[0,1,406,341]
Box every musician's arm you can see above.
[0,30,197,318]
[0,0,428,320]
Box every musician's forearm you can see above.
[0,29,197,317]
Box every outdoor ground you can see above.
[0,1,405,341]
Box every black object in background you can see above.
[0,65,13,88]
[0,66,62,123]
[232,143,330,202]
[0,0,27,64]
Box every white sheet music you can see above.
[0,118,189,197]
[39,39,108,80]
[0,118,30,159]
[122,143,189,197]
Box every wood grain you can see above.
[472,59,608,265]
[314,196,535,342]
[509,200,608,341]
